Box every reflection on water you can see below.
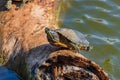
[59,0,120,80]
[84,14,109,25]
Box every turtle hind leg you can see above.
[70,43,80,53]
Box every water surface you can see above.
[0,66,21,80]
[59,0,120,80]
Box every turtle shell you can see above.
[55,28,89,47]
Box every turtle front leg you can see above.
[70,43,80,53]
[5,0,12,10]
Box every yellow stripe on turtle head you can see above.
[54,42,68,48]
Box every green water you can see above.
[59,0,120,80]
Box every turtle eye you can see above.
[50,31,56,34]
[50,31,57,36]
[49,31,59,40]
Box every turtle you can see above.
[45,27,91,52]
[5,0,33,10]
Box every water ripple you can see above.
[105,0,120,10]
[84,14,109,25]
[112,14,120,18]
[88,34,120,45]
[95,7,111,13]
[73,18,84,23]
[98,0,107,2]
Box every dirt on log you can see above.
[0,0,110,80]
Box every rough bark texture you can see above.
[36,50,110,80]
[0,0,110,80]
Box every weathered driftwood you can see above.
[0,0,110,80]
[31,50,110,80]
[49,50,110,80]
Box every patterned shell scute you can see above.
[56,28,89,46]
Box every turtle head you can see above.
[45,27,50,33]
[45,28,59,43]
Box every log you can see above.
[0,0,110,80]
